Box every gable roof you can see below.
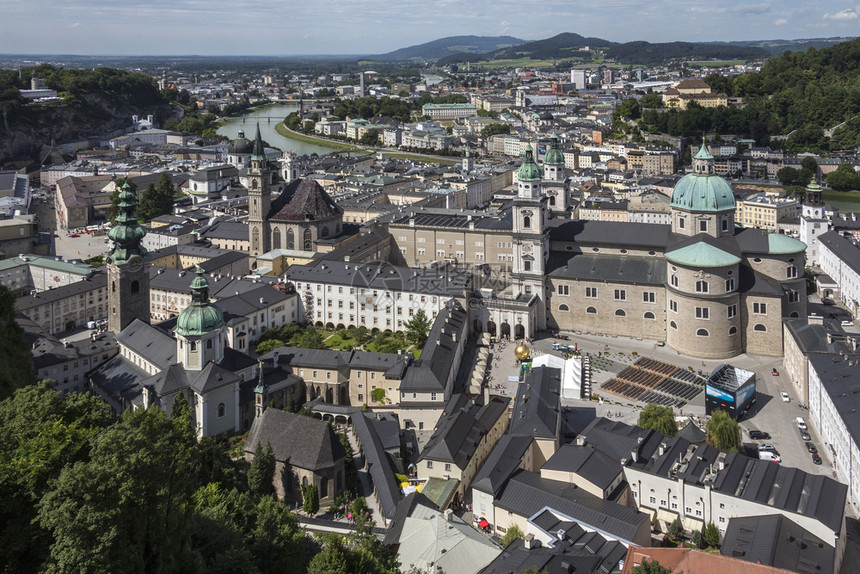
[268,178,343,222]
[471,435,534,497]
[509,366,561,439]
[245,408,346,471]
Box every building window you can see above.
[670,275,679,287]
[559,304,569,311]
[695,307,709,319]
[427,461,433,469]
[722,219,729,231]
[670,300,678,313]
[696,328,709,336]
[614,289,626,301]
[217,403,225,417]
[615,309,626,317]
[643,292,655,303]
[644,312,655,320]
[585,287,598,298]
[754,324,767,332]
[524,260,531,272]
[649,496,656,505]
[699,220,707,232]
[586,306,597,314]
[729,326,738,335]
[670,321,677,330]
[727,304,737,318]
[695,281,709,293]
[725,278,735,291]
[788,291,799,303]
[753,302,767,314]
[679,218,685,229]
[557,285,570,296]
[445,463,452,472]
[787,266,798,279]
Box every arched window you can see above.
[559,304,569,311]
[272,228,281,250]
[112,281,116,293]
[754,324,767,332]
[615,309,626,317]
[131,280,139,294]
[586,306,597,314]
[302,476,308,487]
[789,311,799,318]
[336,469,343,491]
[321,226,329,238]
[287,228,295,250]
[523,216,531,229]
[320,477,328,499]
[190,341,197,351]
[696,328,709,337]
[549,196,556,206]
[729,326,738,335]
[303,228,312,250]
[644,312,655,320]
[217,403,225,417]
[206,339,213,349]
[670,321,677,330]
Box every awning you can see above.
[478,519,490,528]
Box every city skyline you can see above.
[2,0,858,56]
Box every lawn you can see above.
[273,122,359,151]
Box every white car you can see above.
[781,392,790,402]
[796,417,807,431]
[842,320,855,327]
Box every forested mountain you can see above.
[373,35,525,61]
[491,32,615,60]
[635,37,860,151]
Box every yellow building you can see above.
[663,79,728,110]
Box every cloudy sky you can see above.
[2,0,858,56]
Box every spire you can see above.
[254,360,267,394]
[107,182,147,265]
[251,122,265,160]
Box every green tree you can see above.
[826,163,860,191]
[703,521,721,548]
[405,309,432,349]
[640,93,663,108]
[706,409,740,451]
[248,440,276,496]
[801,155,819,175]
[482,123,511,137]
[299,326,326,349]
[251,496,309,574]
[0,285,36,400]
[138,172,178,222]
[668,517,683,541]
[302,483,319,515]
[256,339,286,355]
[616,98,641,119]
[358,129,379,146]
[777,166,798,186]
[137,182,158,222]
[691,529,705,549]
[797,167,815,186]
[632,559,672,574]
[370,387,387,404]
[499,525,524,548]
[307,535,350,574]
[37,407,199,574]
[638,403,678,436]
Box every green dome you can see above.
[175,267,225,337]
[518,144,542,181]
[670,173,736,213]
[768,232,806,255]
[665,242,741,268]
[107,182,147,265]
[544,133,564,166]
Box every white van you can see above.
[759,451,781,463]
[796,417,807,431]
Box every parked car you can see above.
[812,454,822,465]
[759,450,781,463]
[749,430,770,440]
[796,417,807,431]
[800,430,811,441]
[772,368,780,376]
[758,443,777,451]
[806,442,818,453]
[842,320,855,327]
[822,298,835,306]
[781,392,790,402]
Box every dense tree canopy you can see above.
[0,285,35,400]
[638,404,678,436]
[706,409,741,451]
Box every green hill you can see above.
[373,35,525,61]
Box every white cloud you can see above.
[773,17,787,25]
[824,9,857,20]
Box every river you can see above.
[216,103,336,156]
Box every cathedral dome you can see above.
[228,130,253,155]
[518,144,542,181]
[670,143,735,213]
[175,267,225,337]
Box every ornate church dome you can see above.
[175,267,225,337]
[544,133,564,166]
[518,144,542,181]
[670,143,736,213]
[228,130,254,155]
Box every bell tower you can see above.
[248,123,271,256]
[511,144,548,328]
[106,182,149,334]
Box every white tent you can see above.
[531,354,584,399]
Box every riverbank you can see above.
[274,121,360,152]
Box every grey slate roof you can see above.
[401,300,468,392]
[198,220,249,241]
[245,408,346,471]
[470,435,534,497]
[351,411,403,520]
[16,272,106,311]
[819,230,860,276]
[509,366,561,439]
[541,445,622,491]
[676,421,707,444]
[31,332,117,370]
[783,318,858,356]
[547,253,666,286]
[284,259,471,296]
[268,178,343,222]
[548,220,671,250]
[141,361,241,397]
[811,353,860,489]
[115,318,177,367]
[495,470,649,545]
[720,514,835,573]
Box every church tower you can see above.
[800,182,829,266]
[254,361,268,419]
[174,267,227,371]
[106,182,149,334]
[542,133,568,215]
[247,124,271,256]
[511,144,548,327]
[670,137,736,238]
